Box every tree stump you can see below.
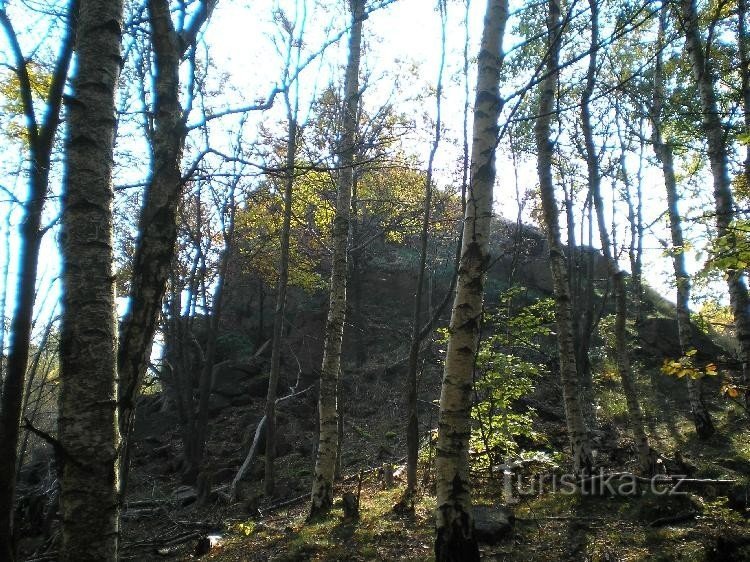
[382,463,394,489]
[196,471,212,507]
[342,492,359,521]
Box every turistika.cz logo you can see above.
[502,468,689,502]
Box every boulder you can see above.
[727,484,750,515]
[473,505,513,544]
[245,374,272,398]
[208,394,232,416]
[716,457,750,476]
[212,360,264,398]
[638,317,724,361]
[635,490,701,523]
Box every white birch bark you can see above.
[535,0,594,477]
[434,0,507,559]
[309,0,364,517]
[650,4,714,438]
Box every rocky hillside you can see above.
[15,218,748,561]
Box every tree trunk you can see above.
[535,0,593,477]
[258,280,266,346]
[651,4,714,438]
[616,104,644,324]
[184,192,235,484]
[58,0,123,559]
[581,0,652,474]
[577,201,597,427]
[434,0,507,560]
[309,0,364,518]
[349,176,367,368]
[678,0,750,406]
[739,0,750,188]
[264,117,297,496]
[405,0,446,494]
[118,0,217,484]
[118,0,182,434]
[0,5,77,558]
[566,186,596,428]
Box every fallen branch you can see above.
[121,507,166,519]
[516,516,607,522]
[171,520,222,529]
[230,384,313,500]
[230,416,266,501]
[155,531,202,556]
[648,511,698,527]
[579,472,736,487]
[123,498,168,509]
[341,456,407,483]
[258,493,309,516]
[254,339,271,357]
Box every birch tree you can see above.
[677,0,750,407]
[535,0,593,476]
[57,0,123,558]
[580,0,652,473]
[309,0,364,518]
[434,0,508,559]
[650,3,714,438]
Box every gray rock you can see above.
[208,394,232,416]
[245,375,272,397]
[173,485,197,507]
[473,505,513,544]
[727,484,749,514]
[638,317,724,361]
[212,360,264,398]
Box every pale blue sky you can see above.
[0,0,731,351]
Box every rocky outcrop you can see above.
[637,317,726,361]
[473,505,513,544]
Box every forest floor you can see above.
[117,358,750,562]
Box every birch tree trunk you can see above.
[535,0,593,477]
[434,0,507,559]
[678,0,750,406]
[651,4,714,438]
[0,6,77,558]
[58,0,123,559]
[581,0,652,474]
[309,0,364,518]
